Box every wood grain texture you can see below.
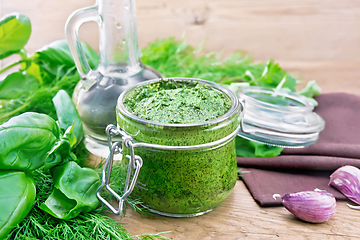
[1,0,360,95]
[2,0,360,62]
[2,1,360,239]
[119,181,360,239]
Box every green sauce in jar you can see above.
[123,79,232,124]
[116,78,241,217]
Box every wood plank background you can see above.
[1,0,360,95]
[1,0,360,239]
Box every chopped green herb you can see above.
[124,79,232,124]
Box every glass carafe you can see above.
[65,0,162,157]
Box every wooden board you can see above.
[118,181,360,239]
[1,0,360,95]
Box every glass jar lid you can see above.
[237,86,325,148]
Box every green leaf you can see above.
[40,161,100,220]
[52,90,84,146]
[0,112,60,171]
[0,72,40,100]
[0,170,36,239]
[35,40,77,67]
[297,80,321,98]
[0,13,31,59]
[257,59,296,90]
[25,61,43,84]
[44,124,78,170]
[235,136,259,157]
[81,41,100,69]
[63,123,77,148]
[32,40,98,84]
[35,40,99,69]
[296,80,321,106]
[235,136,283,157]
[44,139,74,170]
[252,141,284,157]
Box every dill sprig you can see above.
[7,168,169,240]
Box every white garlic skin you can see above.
[329,165,360,205]
[282,190,336,223]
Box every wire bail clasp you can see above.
[96,124,143,215]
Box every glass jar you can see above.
[97,78,241,217]
[96,79,326,217]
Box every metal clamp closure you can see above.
[96,125,143,215]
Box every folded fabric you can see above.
[238,92,360,206]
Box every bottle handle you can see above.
[65,5,100,79]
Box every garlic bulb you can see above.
[281,190,336,223]
[329,165,360,208]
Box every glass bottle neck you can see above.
[97,0,142,78]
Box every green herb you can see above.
[0,109,101,235]
[0,16,98,124]
[0,13,31,59]
[141,38,296,89]
[297,80,321,106]
[0,94,161,239]
[0,170,36,239]
[52,89,84,145]
[237,168,242,178]
[7,168,170,240]
[235,135,283,157]
[0,112,60,171]
[0,13,167,240]
[0,90,97,236]
[40,161,101,220]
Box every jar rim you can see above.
[236,86,325,148]
[116,77,241,127]
[238,86,314,113]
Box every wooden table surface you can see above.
[1,0,360,239]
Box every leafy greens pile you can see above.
[0,13,168,240]
[0,12,321,239]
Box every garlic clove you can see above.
[329,165,360,205]
[282,190,336,223]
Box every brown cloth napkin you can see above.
[238,92,360,206]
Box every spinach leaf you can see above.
[33,40,98,85]
[235,136,283,157]
[35,40,77,67]
[44,124,78,170]
[0,13,31,59]
[52,90,84,146]
[40,161,100,220]
[35,40,99,70]
[0,112,60,171]
[0,72,40,100]
[0,170,36,239]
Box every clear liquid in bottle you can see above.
[73,65,162,157]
